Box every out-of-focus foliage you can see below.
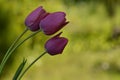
[63,0,120,17]
[0,0,120,80]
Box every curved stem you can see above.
[0,28,28,74]
[0,30,40,74]
[18,51,47,80]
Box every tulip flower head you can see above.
[40,12,69,35]
[45,32,68,55]
[25,6,49,31]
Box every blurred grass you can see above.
[0,0,120,80]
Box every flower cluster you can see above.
[0,6,69,79]
[25,6,69,55]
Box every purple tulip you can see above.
[40,12,69,35]
[45,32,68,55]
[25,6,49,31]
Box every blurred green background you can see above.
[0,0,120,80]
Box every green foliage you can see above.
[0,0,120,80]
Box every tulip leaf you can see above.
[13,58,27,80]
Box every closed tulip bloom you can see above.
[25,6,49,31]
[45,32,68,55]
[40,12,69,35]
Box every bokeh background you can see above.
[0,0,120,80]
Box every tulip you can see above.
[40,12,69,35]
[45,32,68,55]
[25,6,49,31]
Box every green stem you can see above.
[18,51,47,80]
[0,28,28,74]
[0,30,40,74]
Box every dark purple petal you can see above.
[40,12,69,35]
[25,6,48,31]
[45,32,68,55]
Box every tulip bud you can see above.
[45,32,68,55]
[25,6,49,31]
[40,12,69,35]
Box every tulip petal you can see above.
[40,12,68,35]
[45,32,68,55]
[25,6,48,31]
